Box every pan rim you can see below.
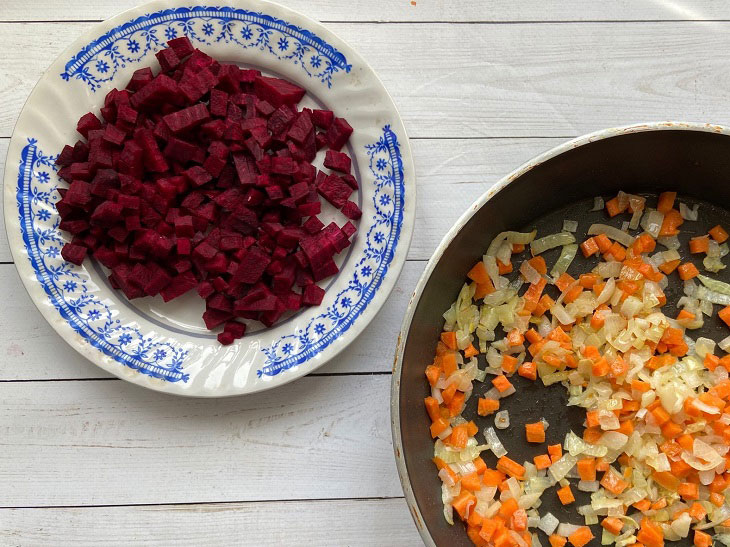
[390,120,730,546]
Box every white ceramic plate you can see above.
[4,0,415,396]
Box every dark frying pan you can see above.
[392,122,730,546]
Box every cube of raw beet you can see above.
[197,281,215,299]
[177,237,192,256]
[272,263,296,293]
[232,153,257,185]
[117,103,138,126]
[163,103,210,133]
[341,200,362,220]
[167,36,195,59]
[270,156,296,175]
[312,259,339,282]
[224,320,246,339]
[56,145,75,167]
[325,117,353,151]
[155,47,181,73]
[184,166,212,187]
[297,201,321,217]
[205,252,228,274]
[254,76,306,107]
[192,240,218,262]
[236,292,279,312]
[212,276,229,291]
[76,112,102,138]
[202,154,226,177]
[302,215,324,234]
[126,67,154,91]
[174,216,195,237]
[232,247,271,284]
[209,89,228,117]
[144,268,172,296]
[317,174,352,208]
[90,201,124,226]
[130,74,180,109]
[260,299,287,327]
[108,225,129,243]
[341,173,359,190]
[217,331,235,345]
[160,271,198,302]
[65,180,93,207]
[134,128,169,172]
[204,309,234,330]
[118,140,144,176]
[128,263,152,290]
[59,220,89,235]
[302,284,325,306]
[312,109,334,129]
[164,137,205,165]
[341,221,357,238]
[323,149,351,173]
[101,124,127,147]
[287,111,313,144]
[61,242,87,265]
[207,293,233,312]
[267,105,297,135]
[300,234,336,271]
[322,222,350,252]
[220,235,244,251]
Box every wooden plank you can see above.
[0,259,426,380]
[4,0,730,23]
[0,499,422,546]
[0,376,403,505]
[3,22,730,141]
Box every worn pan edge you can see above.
[390,120,730,546]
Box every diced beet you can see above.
[197,281,215,299]
[232,153,257,185]
[56,145,75,167]
[160,271,198,302]
[65,180,93,208]
[312,109,334,129]
[130,74,179,110]
[300,234,335,271]
[207,293,233,312]
[102,124,127,147]
[325,117,353,151]
[341,221,357,238]
[155,46,181,73]
[317,174,353,208]
[167,36,195,59]
[254,76,305,107]
[90,201,124,226]
[267,105,296,135]
[126,67,154,91]
[312,259,339,282]
[217,331,235,345]
[204,309,234,330]
[184,165,212,187]
[224,320,246,338]
[341,200,362,220]
[134,128,169,172]
[302,284,325,306]
[76,112,102,138]
[287,111,313,144]
[324,149,351,173]
[59,219,89,235]
[302,215,324,234]
[341,173,359,190]
[61,242,88,265]
[322,222,351,253]
[232,247,270,284]
[163,103,210,133]
[209,89,228,117]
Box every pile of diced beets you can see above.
[55,37,361,345]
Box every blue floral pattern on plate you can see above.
[60,6,351,91]
[16,139,190,382]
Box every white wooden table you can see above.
[2,1,730,544]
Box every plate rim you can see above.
[3,0,416,397]
[390,120,730,545]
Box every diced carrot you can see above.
[689,235,710,254]
[678,481,699,500]
[467,261,491,284]
[660,208,684,236]
[441,382,457,404]
[606,197,625,217]
[563,285,583,303]
[534,454,552,470]
[710,492,725,507]
[492,375,513,393]
[591,357,609,377]
[567,526,594,547]
[557,484,575,505]
[606,241,627,261]
[425,365,441,387]
[440,331,457,350]
[461,472,482,492]
[651,406,671,426]
[511,508,528,532]
[478,398,500,416]
[678,262,699,280]
[580,237,599,258]
[518,361,537,381]
[676,309,696,322]
[506,328,525,347]
[496,456,525,479]
[583,427,602,444]
[524,329,542,344]
[424,397,441,422]
[479,518,499,542]
[430,417,449,438]
[555,273,576,292]
[472,456,487,475]
[497,259,512,275]
[657,191,677,213]
[498,497,519,519]
[689,501,707,521]
[464,344,479,358]
[465,421,478,437]
[452,489,477,520]
[710,224,730,243]
[694,530,712,547]
[660,421,683,439]
[501,354,519,373]
[705,353,721,371]
[474,280,495,299]
[637,517,665,547]
[448,391,466,417]
[577,458,596,481]
[548,444,562,463]
[578,273,599,289]
[594,233,612,253]
[633,499,651,512]
[617,419,634,436]
[677,433,695,452]
[528,256,548,275]
[512,243,526,253]
[533,294,555,317]
[586,410,600,428]
[719,305,730,327]
[442,352,458,376]
[636,233,657,253]
[549,535,567,547]
[600,468,628,494]
[601,516,623,535]
[525,422,545,443]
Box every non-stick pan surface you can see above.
[392,123,730,546]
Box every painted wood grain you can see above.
[3,22,730,141]
[4,0,730,23]
[0,498,422,546]
[0,259,424,379]
[0,375,403,506]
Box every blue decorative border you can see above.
[60,5,351,91]
[17,139,190,382]
[258,125,404,377]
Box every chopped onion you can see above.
[538,512,559,535]
[495,410,510,430]
[591,196,605,211]
[679,202,699,221]
[578,480,599,492]
[550,244,579,278]
[587,224,636,247]
[704,256,726,273]
[696,285,730,306]
[720,336,730,353]
[556,523,581,537]
[530,232,576,256]
[658,235,680,250]
[486,230,537,257]
[484,426,508,458]
[520,259,542,285]
[549,454,578,482]
[641,209,664,238]
[563,220,578,233]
